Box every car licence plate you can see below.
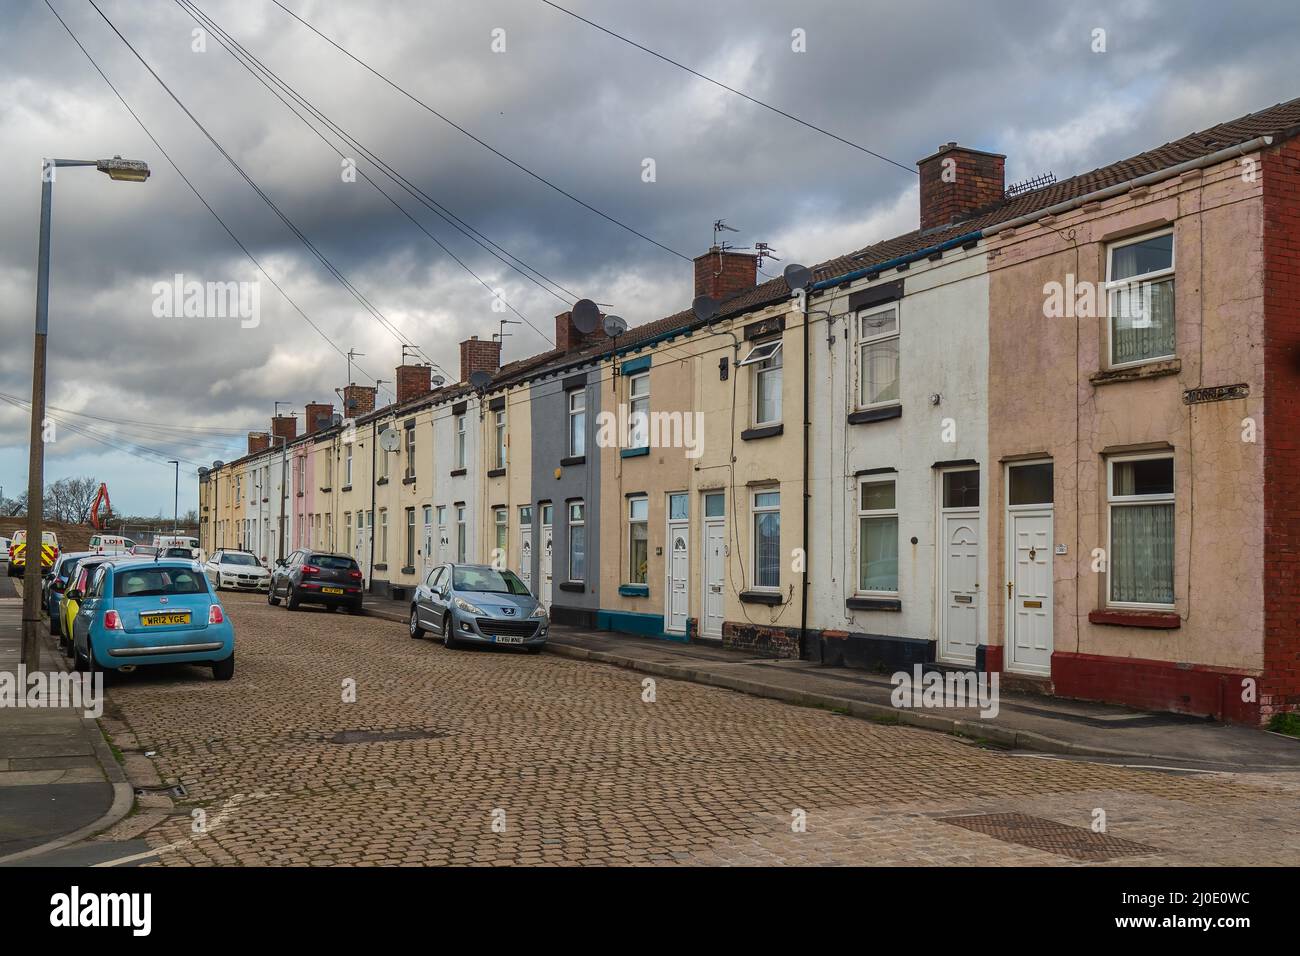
[494,635,525,645]
[140,611,191,626]
[321,587,344,595]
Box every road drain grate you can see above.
[329,728,451,744]
[938,812,1159,862]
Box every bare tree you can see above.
[67,477,100,524]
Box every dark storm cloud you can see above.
[1,0,1297,512]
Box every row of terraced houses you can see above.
[199,97,1300,725]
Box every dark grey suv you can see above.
[269,550,364,612]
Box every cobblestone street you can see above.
[91,593,1300,867]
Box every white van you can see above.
[154,535,203,560]
[88,534,134,555]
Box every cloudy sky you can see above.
[1,0,1296,517]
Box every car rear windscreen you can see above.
[114,567,208,598]
[308,555,357,570]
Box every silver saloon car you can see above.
[410,563,548,651]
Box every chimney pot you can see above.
[916,143,1006,231]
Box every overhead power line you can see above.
[175,0,559,348]
[267,0,692,261]
[42,0,392,403]
[84,0,452,385]
[539,0,918,176]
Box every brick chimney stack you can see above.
[304,402,334,433]
[693,246,758,301]
[916,143,1006,231]
[247,431,271,455]
[554,310,609,353]
[459,336,502,383]
[341,384,377,418]
[396,363,434,404]
[271,414,297,446]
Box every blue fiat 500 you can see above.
[70,558,235,681]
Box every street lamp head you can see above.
[96,156,150,183]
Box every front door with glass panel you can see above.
[701,493,726,638]
[666,493,689,634]
[939,469,981,665]
[519,506,533,593]
[1006,461,1054,675]
[540,503,553,609]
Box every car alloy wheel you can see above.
[268,583,280,606]
[410,607,425,639]
[286,584,301,611]
[441,614,457,649]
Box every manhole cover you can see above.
[329,728,450,744]
[938,812,1159,862]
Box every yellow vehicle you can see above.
[7,529,59,578]
[59,559,106,654]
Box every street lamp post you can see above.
[167,459,179,532]
[21,156,149,667]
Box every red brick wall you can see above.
[722,621,801,659]
[1053,651,1256,723]
[304,402,333,433]
[342,385,376,418]
[271,415,297,444]
[917,144,1005,230]
[1262,135,1300,721]
[554,311,609,352]
[693,249,757,301]
[247,432,270,455]
[459,336,502,382]
[396,364,432,404]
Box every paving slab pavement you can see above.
[360,593,1300,772]
[0,576,133,865]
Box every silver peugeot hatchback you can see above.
[410,563,548,652]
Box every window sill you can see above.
[739,590,782,606]
[486,468,506,478]
[1088,608,1180,629]
[847,596,902,612]
[400,565,415,574]
[376,478,388,486]
[341,485,352,493]
[296,492,304,498]
[373,563,388,572]
[559,581,585,593]
[402,476,416,485]
[848,405,902,425]
[560,455,586,467]
[620,447,650,459]
[1090,358,1181,387]
[449,468,467,477]
[740,423,784,441]
[618,584,649,597]
[319,487,332,494]
[261,497,269,503]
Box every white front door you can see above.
[1008,511,1053,674]
[540,504,553,609]
[356,523,371,585]
[437,523,447,564]
[667,522,689,633]
[940,515,981,664]
[421,513,433,578]
[701,516,725,638]
[520,527,533,592]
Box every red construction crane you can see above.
[89,483,111,530]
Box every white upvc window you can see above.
[456,505,467,562]
[345,444,353,486]
[568,501,586,583]
[379,509,388,561]
[627,495,648,584]
[857,478,898,594]
[494,508,508,564]
[494,410,507,469]
[857,305,900,408]
[568,389,586,457]
[740,338,783,426]
[455,414,467,469]
[405,425,416,479]
[1106,228,1175,368]
[1107,453,1175,609]
[628,373,650,449]
[751,490,781,590]
[344,512,353,553]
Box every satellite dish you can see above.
[571,298,600,334]
[431,375,445,387]
[783,262,814,292]
[692,295,721,322]
[378,428,401,453]
[212,460,225,469]
[468,369,493,391]
[331,413,343,426]
[198,467,209,478]
[602,314,628,337]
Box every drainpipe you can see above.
[368,419,377,593]
[800,292,811,660]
